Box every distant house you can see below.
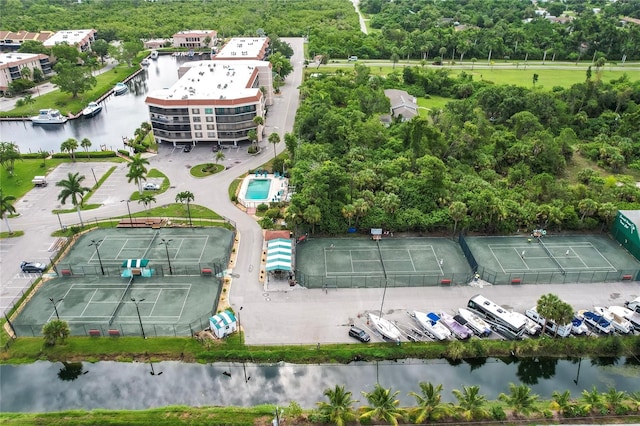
[0,30,53,52]
[382,89,418,123]
[143,38,169,49]
[172,30,218,49]
[43,29,97,53]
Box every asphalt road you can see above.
[2,38,639,345]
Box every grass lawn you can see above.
[0,230,24,239]
[190,163,224,177]
[129,168,169,201]
[1,64,139,118]
[417,95,452,113]
[1,158,65,199]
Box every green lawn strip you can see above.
[0,158,65,199]
[0,405,275,425]
[190,163,224,177]
[229,177,243,201]
[52,204,101,214]
[2,334,639,365]
[129,203,221,220]
[417,95,452,112]
[129,168,169,201]
[82,166,116,204]
[1,64,138,118]
[0,231,24,239]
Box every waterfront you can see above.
[0,56,181,153]
[1,357,639,412]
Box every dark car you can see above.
[212,144,220,152]
[348,326,370,342]
[183,144,192,152]
[21,261,46,273]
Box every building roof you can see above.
[209,310,236,330]
[43,29,95,47]
[620,210,640,227]
[266,238,292,271]
[146,59,264,104]
[0,52,46,67]
[214,37,269,60]
[0,30,53,44]
[384,89,418,120]
[173,30,217,38]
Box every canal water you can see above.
[1,56,181,154]
[1,357,638,412]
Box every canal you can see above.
[0,55,182,154]
[1,357,638,412]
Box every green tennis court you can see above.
[296,237,472,288]
[464,234,640,284]
[11,227,234,337]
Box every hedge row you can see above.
[52,151,116,159]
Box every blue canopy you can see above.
[121,259,150,268]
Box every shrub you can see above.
[259,217,274,229]
[256,203,269,212]
[118,149,131,157]
[542,409,553,419]
[490,405,506,420]
[52,151,116,159]
[264,208,282,219]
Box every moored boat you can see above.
[412,311,452,341]
[82,101,102,118]
[368,313,402,342]
[457,307,492,337]
[607,305,640,331]
[571,316,589,335]
[439,312,473,340]
[578,310,614,334]
[113,82,128,95]
[594,306,633,334]
[150,50,159,59]
[31,109,67,125]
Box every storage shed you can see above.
[209,310,237,339]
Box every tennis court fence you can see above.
[295,271,473,289]
[54,261,228,278]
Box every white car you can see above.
[143,182,159,190]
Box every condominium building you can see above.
[43,29,97,52]
[172,30,218,49]
[145,37,273,147]
[0,52,51,94]
[0,30,53,51]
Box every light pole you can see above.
[122,199,133,225]
[237,306,243,344]
[159,239,173,275]
[149,362,162,376]
[49,297,63,320]
[89,239,105,275]
[131,298,146,339]
[56,212,64,231]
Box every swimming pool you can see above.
[245,179,271,200]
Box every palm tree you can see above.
[80,138,92,158]
[175,191,195,227]
[303,204,321,234]
[603,387,627,413]
[360,383,405,426]
[551,389,573,416]
[1,189,17,234]
[536,293,561,336]
[580,385,604,415]
[498,383,539,418]
[448,201,467,237]
[341,204,356,228]
[268,132,280,162]
[409,382,453,423]
[60,138,79,162]
[126,153,150,195]
[316,385,358,426]
[56,172,90,227]
[214,150,225,165]
[42,319,70,346]
[138,193,156,211]
[452,385,490,421]
[0,142,21,176]
[247,129,258,151]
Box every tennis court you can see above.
[296,237,472,288]
[463,234,640,284]
[11,227,234,337]
[57,227,234,276]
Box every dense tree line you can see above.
[285,65,640,235]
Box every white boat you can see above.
[571,316,589,335]
[150,50,159,59]
[439,312,473,340]
[31,108,67,125]
[82,101,102,118]
[141,58,150,66]
[113,82,128,95]
[594,306,633,334]
[578,309,614,334]
[412,311,452,341]
[457,308,492,337]
[368,313,402,342]
[607,305,640,331]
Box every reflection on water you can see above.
[1,357,639,412]
[0,57,180,153]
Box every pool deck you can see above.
[238,173,289,208]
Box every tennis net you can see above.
[538,238,565,274]
[109,276,134,325]
[142,229,160,259]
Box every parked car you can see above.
[20,261,46,273]
[212,144,220,152]
[143,182,159,190]
[348,326,370,342]
[183,144,192,152]
[347,56,358,61]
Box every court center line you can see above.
[406,249,418,272]
[80,289,99,317]
[175,284,191,320]
[173,238,185,260]
[429,246,444,275]
[148,290,162,317]
[513,247,530,270]
[196,236,208,263]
